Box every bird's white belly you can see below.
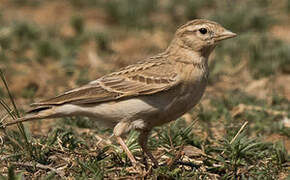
[55,98,158,127]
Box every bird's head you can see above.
[172,19,237,56]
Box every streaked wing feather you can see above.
[31,59,179,108]
[31,84,118,106]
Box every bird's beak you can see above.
[214,29,237,42]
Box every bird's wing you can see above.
[30,58,180,108]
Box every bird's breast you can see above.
[148,65,208,126]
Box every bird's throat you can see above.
[168,45,209,67]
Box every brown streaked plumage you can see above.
[2,19,236,168]
[30,56,179,108]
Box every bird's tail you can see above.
[1,106,58,129]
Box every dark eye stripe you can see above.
[183,29,198,34]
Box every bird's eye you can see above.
[199,28,207,34]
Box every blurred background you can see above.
[0,0,289,179]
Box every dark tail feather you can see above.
[2,106,57,128]
[26,105,52,114]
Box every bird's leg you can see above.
[116,136,137,166]
[114,121,139,166]
[139,130,158,167]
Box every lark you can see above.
[3,19,236,167]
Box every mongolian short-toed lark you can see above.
[3,19,236,167]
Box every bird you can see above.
[2,19,236,167]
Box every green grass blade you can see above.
[0,69,32,156]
